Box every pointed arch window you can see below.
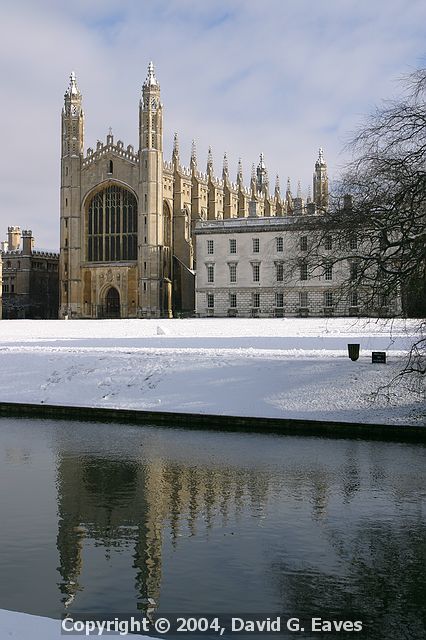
[87,185,137,262]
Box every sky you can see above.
[1,0,425,250]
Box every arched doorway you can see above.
[104,287,120,318]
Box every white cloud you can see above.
[0,0,425,248]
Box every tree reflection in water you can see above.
[273,522,426,639]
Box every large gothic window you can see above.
[87,185,137,262]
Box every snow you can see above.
[0,318,424,426]
[0,609,152,639]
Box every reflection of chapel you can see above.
[60,63,329,319]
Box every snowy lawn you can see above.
[0,317,424,425]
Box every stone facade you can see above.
[1,227,59,319]
[59,63,330,319]
[61,65,190,319]
[0,248,2,319]
[195,217,401,318]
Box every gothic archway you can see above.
[104,287,120,318]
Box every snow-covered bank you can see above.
[0,318,423,425]
[0,609,152,639]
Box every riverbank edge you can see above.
[0,401,424,442]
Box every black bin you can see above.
[348,343,360,361]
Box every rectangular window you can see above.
[276,262,284,282]
[252,238,260,253]
[207,239,214,255]
[229,238,237,254]
[350,290,358,307]
[276,237,283,252]
[349,236,358,250]
[300,262,308,280]
[324,262,333,280]
[207,293,214,308]
[324,236,332,250]
[324,291,334,307]
[275,293,284,308]
[229,293,237,308]
[207,264,215,283]
[252,293,260,308]
[300,236,308,251]
[252,263,260,282]
[299,291,308,307]
[229,263,237,283]
[350,262,358,281]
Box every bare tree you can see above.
[296,69,426,380]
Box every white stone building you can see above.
[194,215,401,318]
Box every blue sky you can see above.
[1,0,425,248]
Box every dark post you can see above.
[348,344,360,361]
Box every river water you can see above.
[0,417,425,638]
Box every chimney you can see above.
[343,194,353,211]
[22,229,34,255]
[7,226,21,251]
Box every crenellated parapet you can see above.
[32,251,60,258]
[165,141,327,220]
[82,135,139,168]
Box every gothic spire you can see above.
[237,158,243,186]
[222,152,229,179]
[250,163,257,198]
[207,146,213,175]
[313,146,329,211]
[256,153,268,193]
[275,174,280,196]
[144,61,159,88]
[62,71,84,156]
[64,72,82,109]
[190,140,197,173]
[315,147,326,168]
[172,132,180,166]
[297,180,302,199]
[65,71,81,98]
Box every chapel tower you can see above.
[60,72,84,317]
[313,147,329,211]
[139,62,171,317]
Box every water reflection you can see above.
[274,522,426,639]
[0,419,425,639]
[55,449,278,611]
